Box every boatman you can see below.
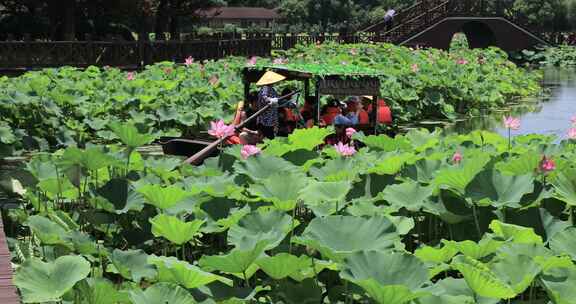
[255,71,286,139]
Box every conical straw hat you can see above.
[256,71,286,86]
[362,95,374,101]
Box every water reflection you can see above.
[445,68,576,139]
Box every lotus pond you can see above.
[0,42,541,156]
[3,124,576,303]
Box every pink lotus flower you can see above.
[568,128,576,139]
[452,151,462,164]
[224,63,229,69]
[456,58,469,65]
[273,58,287,65]
[241,145,261,159]
[411,63,419,73]
[208,120,235,139]
[539,156,556,173]
[503,116,521,130]
[247,56,258,66]
[184,56,194,66]
[209,75,219,86]
[334,142,356,157]
[126,72,135,81]
[478,57,486,65]
[346,128,357,138]
[350,48,358,56]
[164,67,173,74]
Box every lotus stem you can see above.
[529,281,535,304]
[125,147,133,174]
[508,128,511,153]
[472,204,482,239]
[289,203,298,255]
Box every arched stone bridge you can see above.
[362,0,550,52]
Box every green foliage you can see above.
[8,126,576,303]
[0,43,541,154]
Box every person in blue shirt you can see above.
[333,100,359,126]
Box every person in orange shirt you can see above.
[321,99,341,125]
[363,96,392,125]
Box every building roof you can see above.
[197,7,280,20]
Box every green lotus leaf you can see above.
[495,153,540,176]
[341,250,428,289]
[97,178,146,213]
[76,278,129,304]
[108,121,154,148]
[129,283,196,304]
[108,249,157,283]
[199,241,268,274]
[227,210,295,250]
[276,278,323,304]
[60,146,117,171]
[340,251,429,304]
[295,216,398,261]
[415,241,459,264]
[298,180,352,215]
[488,252,541,294]
[402,157,444,184]
[14,255,91,303]
[550,168,576,206]
[489,220,543,244]
[137,184,193,209]
[368,153,414,175]
[434,154,490,194]
[451,255,516,299]
[287,127,334,151]
[309,157,358,182]
[148,255,232,288]
[445,238,504,260]
[0,124,15,144]
[465,170,534,207]
[360,135,411,152]
[234,154,300,181]
[535,255,574,272]
[255,253,312,280]
[247,171,308,211]
[420,278,498,304]
[150,214,204,245]
[549,227,576,261]
[380,180,434,212]
[540,265,576,304]
[24,215,70,247]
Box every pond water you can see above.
[444,68,576,138]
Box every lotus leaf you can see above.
[340,251,429,304]
[380,180,434,212]
[108,249,157,283]
[108,121,154,148]
[150,214,204,245]
[255,253,312,280]
[148,255,232,288]
[247,172,308,211]
[14,255,91,303]
[199,241,268,274]
[540,266,576,304]
[129,283,196,304]
[549,227,576,261]
[489,220,543,244]
[465,170,534,207]
[227,210,295,250]
[550,168,576,206]
[137,184,192,209]
[295,216,399,260]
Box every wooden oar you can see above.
[183,90,301,165]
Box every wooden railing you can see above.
[0,37,272,70]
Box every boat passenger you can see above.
[347,97,370,125]
[363,96,392,125]
[322,99,342,125]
